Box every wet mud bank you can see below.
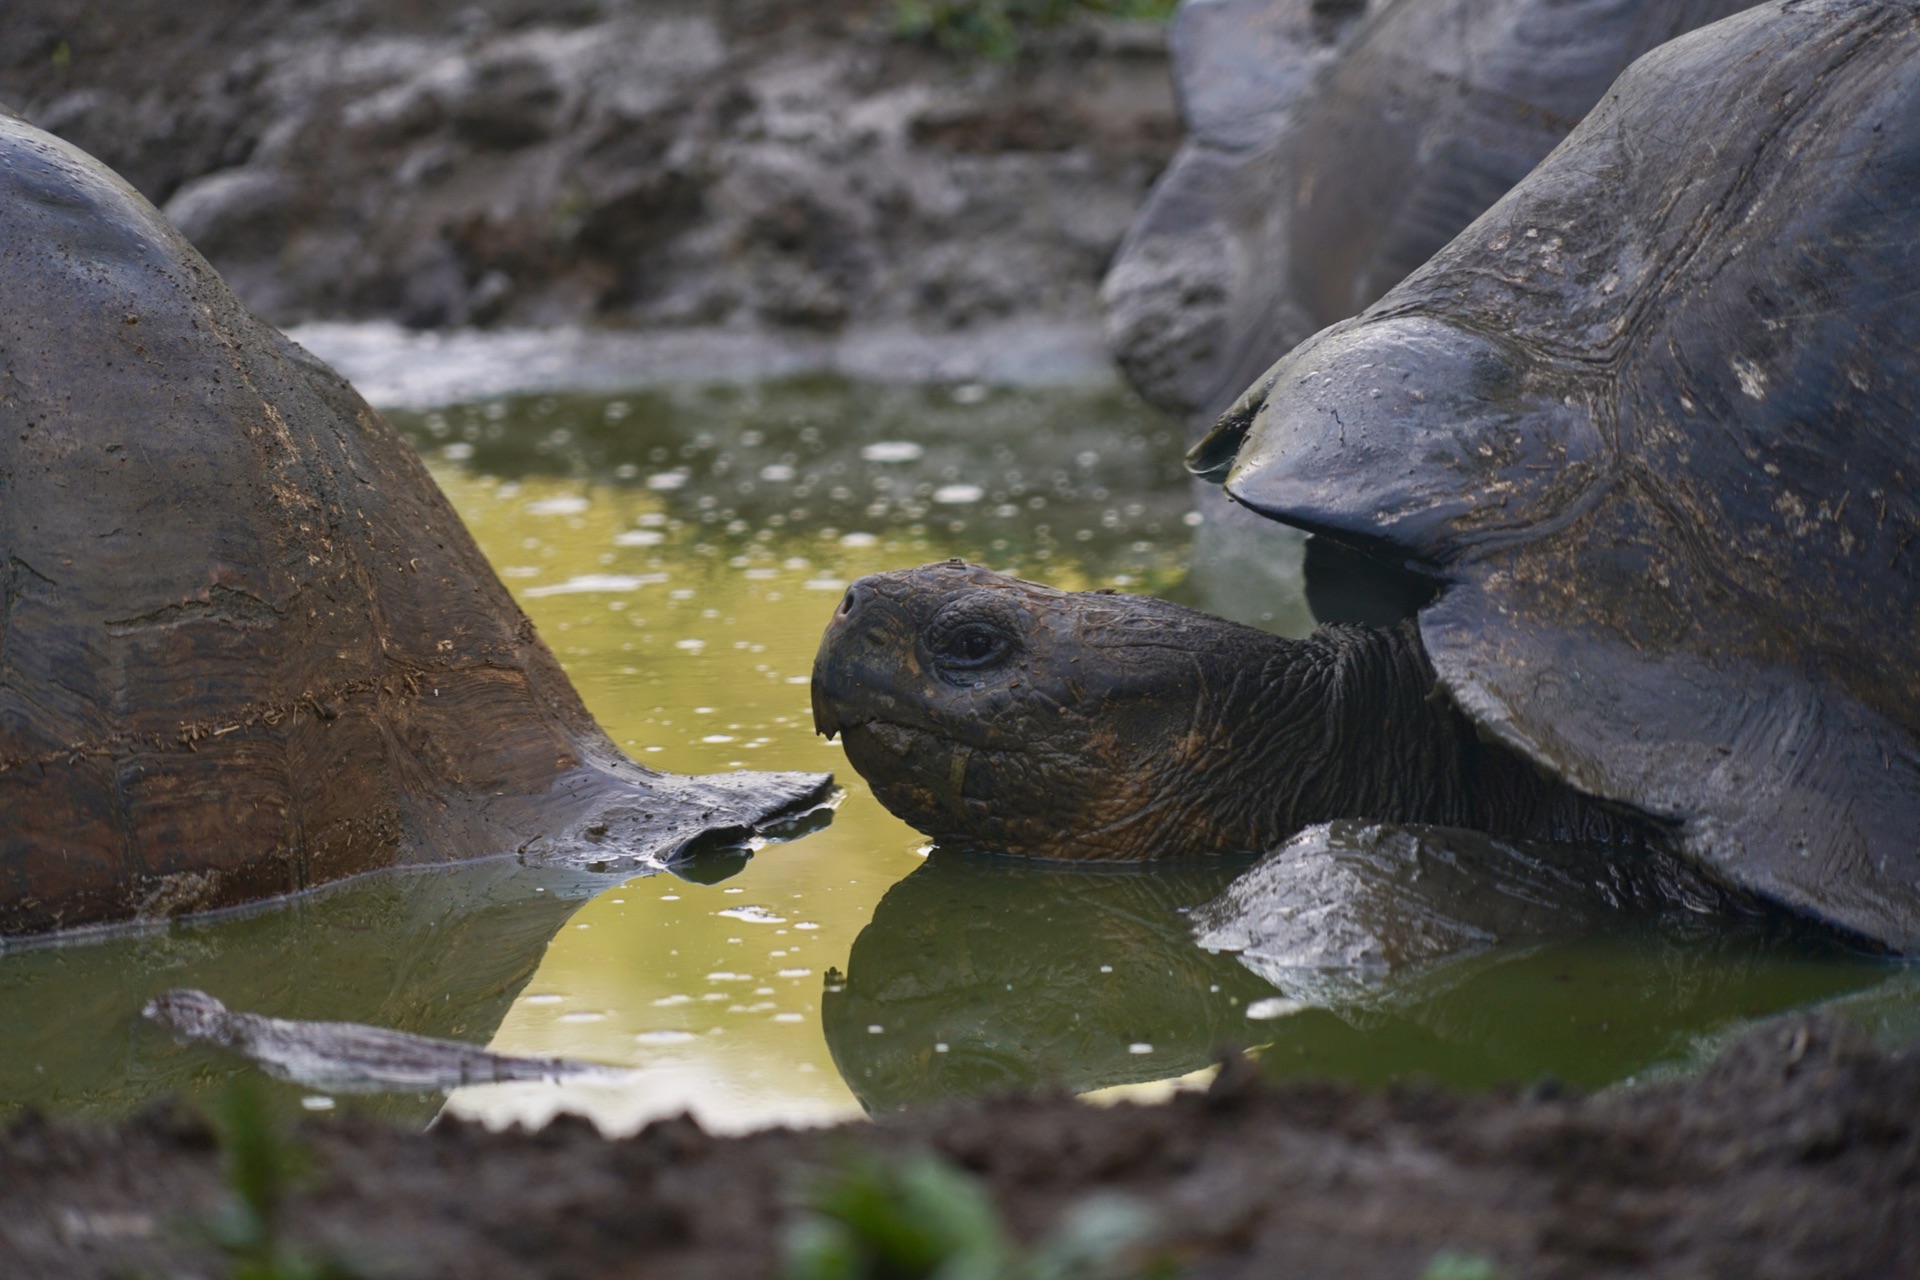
[5,1015,1917,1278]
[0,0,1176,338]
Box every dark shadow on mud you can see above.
[823,843,1895,1113]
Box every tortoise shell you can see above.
[0,114,829,938]
[1106,0,1757,419]
[1197,0,1920,948]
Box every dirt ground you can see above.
[0,0,1176,334]
[4,1012,1915,1279]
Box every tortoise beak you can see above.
[811,582,866,740]
[811,672,842,740]
[1187,365,1281,483]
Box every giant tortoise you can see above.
[1104,0,1761,422]
[0,111,830,939]
[813,0,1920,952]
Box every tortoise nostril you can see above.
[837,589,856,619]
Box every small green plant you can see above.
[1421,1251,1503,1280]
[891,0,1177,60]
[200,1078,356,1280]
[782,1151,1167,1280]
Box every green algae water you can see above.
[0,375,1911,1132]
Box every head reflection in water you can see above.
[820,855,1265,1112]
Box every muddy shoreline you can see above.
[5,1014,1916,1278]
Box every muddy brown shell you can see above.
[0,115,829,938]
[1199,0,1920,949]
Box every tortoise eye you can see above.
[936,623,1010,670]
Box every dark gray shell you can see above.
[1105,0,1757,420]
[1199,0,1920,949]
[0,114,830,938]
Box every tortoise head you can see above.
[811,561,1288,860]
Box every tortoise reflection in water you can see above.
[821,839,1880,1112]
[814,0,1920,954]
[0,114,829,939]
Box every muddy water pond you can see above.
[1,374,1913,1133]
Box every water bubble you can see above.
[839,532,878,548]
[759,463,797,482]
[676,638,706,652]
[860,441,924,463]
[1245,997,1308,1021]
[933,484,984,505]
[652,995,693,1007]
[523,573,668,597]
[614,530,665,547]
[648,470,691,491]
[636,1029,697,1046]
[526,495,591,516]
[443,442,474,461]
[1127,1043,1154,1055]
[717,905,787,924]
[951,383,988,405]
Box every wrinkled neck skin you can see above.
[1237,621,1640,848]
[811,564,1644,861]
